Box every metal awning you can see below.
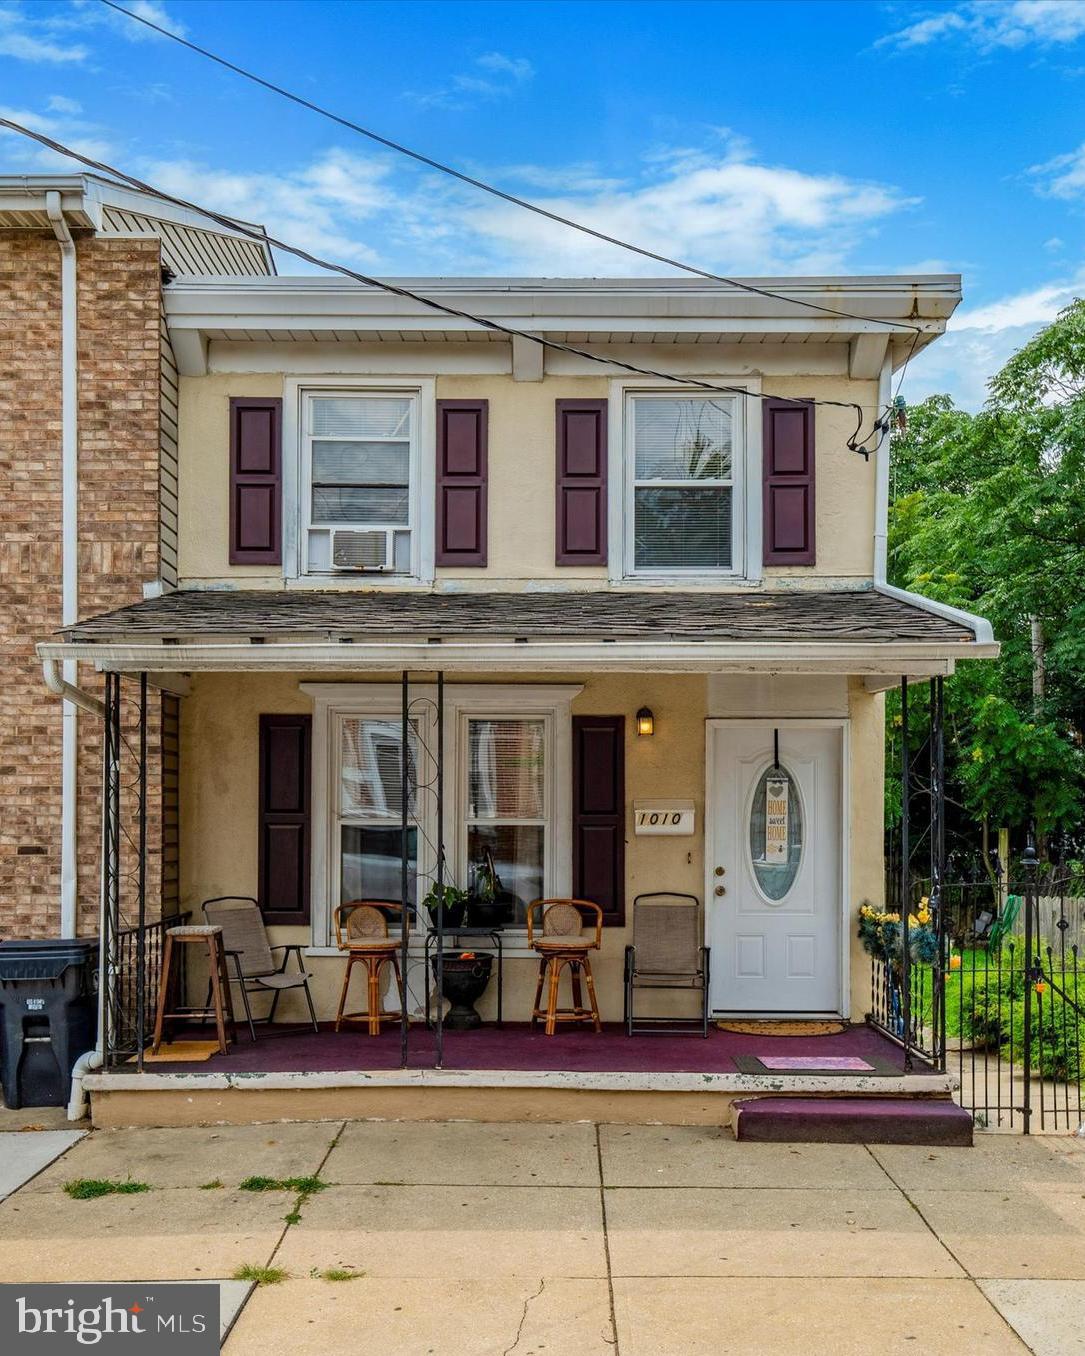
[38,587,998,678]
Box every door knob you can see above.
[714,885,726,897]
[715,866,725,876]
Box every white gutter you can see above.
[46,191,81,937]
[872,350,997,649]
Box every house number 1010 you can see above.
[632,800,695,836]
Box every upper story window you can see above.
[303,390,418,575]
[624,392,743,577]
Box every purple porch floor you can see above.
[151,1021,909,1076]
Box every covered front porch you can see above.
[39,585,989,1129]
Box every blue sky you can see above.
[2,0,1085,407]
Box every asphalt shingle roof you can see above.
[57,588,975,645]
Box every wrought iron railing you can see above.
[105,913,188,1067]
[868,861,1085,1132]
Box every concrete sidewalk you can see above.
[2,1120,1085,1354]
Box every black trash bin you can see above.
[0,939,98,1108]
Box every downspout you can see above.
[46,191,80,938]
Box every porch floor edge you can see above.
[84,1067,958,1096]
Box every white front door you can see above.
[706,721,844,1015]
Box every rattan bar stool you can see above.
[151,925,237,1055]
[527,899,603,1036]
[334,901,408,1036]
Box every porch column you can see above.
[401,670,410,1069]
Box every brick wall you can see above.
[0,231,170,937]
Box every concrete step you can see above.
[732,1096,973,1146]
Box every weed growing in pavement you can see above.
[233,1264,288,1287]
[63,1179,150,1200]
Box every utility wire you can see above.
[99,0,922,344]
[2,117,893,449]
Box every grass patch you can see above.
[199,1180,224,1190]
[232,1264,288,1287]
[316,1268,362,1283]
[63,1179,150,1200]
[238,1176,326,1195]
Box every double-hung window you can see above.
[307,685,576,950]
[464,717,547,926]
[336,714,419,913]
[303,391,416,574]
[626,392,740,575]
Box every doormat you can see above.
[717,1019,847,1037]
[140,1041,220,1064]
[734,1053,900,1076]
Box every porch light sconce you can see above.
[636,707,655,737]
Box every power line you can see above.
[1,117,889,450]
[99,0,922,342]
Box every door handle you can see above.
[715,866,725,876]
[714,885,726,897]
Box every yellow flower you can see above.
[908,914,920,929]
[917,909,931,926]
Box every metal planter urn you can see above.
[430,951,493,1029]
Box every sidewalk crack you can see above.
[502,1278,546,1356]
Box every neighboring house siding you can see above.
[101,207,271,277]
[159,316,179,589]
[0,232,169,936]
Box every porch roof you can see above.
[39,586,996,677]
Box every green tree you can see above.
[887,300,1085,864]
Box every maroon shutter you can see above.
[762,397,815,566]
[229,397,282,565]
[258,714,311,924]
[572,715,625,926]
[556,399,608,565]
[436,399,488,566]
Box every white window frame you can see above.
[608,377,762,584]
[302,683,580,956]
[282,376,436,585]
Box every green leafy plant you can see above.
[63,1179,150,1200]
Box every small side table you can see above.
[425,926,505,1028]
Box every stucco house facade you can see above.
[30,264,995,1050]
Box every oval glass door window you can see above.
[748,765,803,901]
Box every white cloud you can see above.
[879,0,1085,51]
[0,5,87,61]
[0,102,114,169]
[46,93,82,114]
[902,271,1085,409]
[449,145,915,276]
[475,52,533,82]
[1031,141,1085,198]
[125,135,916,285]
[141,149,398,267]
[404,50,536,110]
[0,0,186,64]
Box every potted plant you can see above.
[466,847,514,928]
[421,881,468,930]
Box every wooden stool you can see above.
[152,925,237,1054]
[334,901,408,1036]
[527,899,604,1037]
